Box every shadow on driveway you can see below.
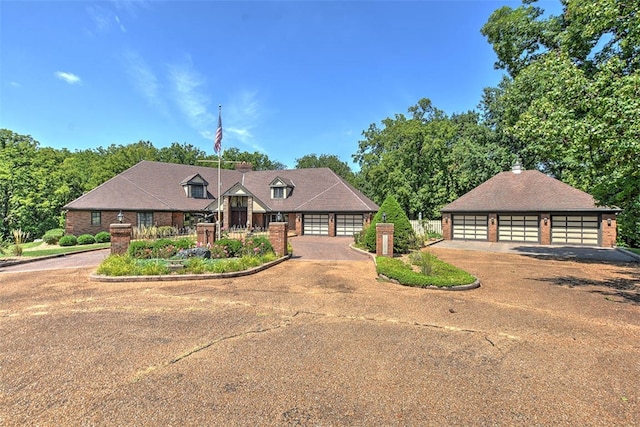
[432,240,639,264]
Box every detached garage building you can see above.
[441,164,619,247]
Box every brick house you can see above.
[63,160,378,237]
[440,163,620,247]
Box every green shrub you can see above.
[128,237,194,259]
[77,234,96,245]
[364,195,416,254]
[58,235,78,247]
[95,231,111,243]
[157,226,177,237]
[137,259,169,275]
[184,257,207,274]
[375,255,475,288]
[96,255,136,276]
[43,228,65,244]
[242,236,274,257]
[215,238,243,257]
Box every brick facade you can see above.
[110,223,132,255]
[601,213,617,247]
[196,223,216,247]
[441,213,452,240]
[539,213,551,245]
[375,223,394,257]
[268,222,288,257]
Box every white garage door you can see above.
[336,214,363,236]
[551,215,599,245]
[303,214,329,235]
[452,215,488,240]
[498,215,539,242]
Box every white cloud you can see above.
[169,58,214,134]
[55,71,81,85]
[122,49,167,114]
[224,90,265,150]
[115,15,126,32]
[9,81,21,88]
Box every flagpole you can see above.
[215,104,222,240]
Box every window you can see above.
[91,211,101,226]
[191,184,205,198]
[272,187,284,199]
[137,212,154,227]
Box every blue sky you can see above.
[1,0,562,169]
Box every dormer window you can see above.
[181,173,209,199]
[269,176,294,199]
[190,184,205,198]
[273,187,285,199]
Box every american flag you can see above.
[214,109,222,154]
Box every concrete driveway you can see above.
[1,246,638,425]
[432,239,639,263]
[289,235,371,261]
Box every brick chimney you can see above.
[235,162,253,173]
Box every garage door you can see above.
[452,215,488,240]
[498,215,539,242]
[336,214,363,236]
[303,214,329,235]
[551,215,599,245]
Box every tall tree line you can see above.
[355,0,639,245]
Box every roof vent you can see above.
[512,160,523,174]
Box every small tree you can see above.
[364,195,416,254]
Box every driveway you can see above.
[289,235,370,261]
[432,239,639,263]
[1,247,638,425]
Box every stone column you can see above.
[110,223,132,255]
[269,222,288,257]
[376,223,394,257]
[197,223,216,247]
[246,196,253,229]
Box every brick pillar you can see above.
[269,222,288,257]
[246,196,253,229]
[223,196,230,231]
[110,223,132,255]
[488,213,498,242]
[442,214,452,240]
[295,214,302,235]
[601,213,617,248]
[540,213,551,245]
[329,213,336,237]
[197,223,216,247]
[376,223,394,257]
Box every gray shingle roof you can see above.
[441,170,618,213]
[64,161,378,212]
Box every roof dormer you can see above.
[269,176,294,199]
[181,173,209,199]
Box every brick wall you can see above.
[441,213,452,240]
[376,223,394,257]
[488,213,498,242]
[110,223,132,255]
[66,210,180,236]
[268,222,288,256]
[601,213,617,247]
[539,213,551,245]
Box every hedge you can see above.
[375,255,475,287]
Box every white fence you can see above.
[409,219,442,236]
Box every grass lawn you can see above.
[627,248,640,255]
[1,241,110,259]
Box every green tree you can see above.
[295,153,356,184]
[363,195,415,254]
[481,0,640,244]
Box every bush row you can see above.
[96,253,279,276]
[128,236,274,260]
[42,228,111,246]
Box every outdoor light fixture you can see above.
[607,218,612,226]
[444,217,448,224]
[382,212,386,222]
[276,212,283,222]
[117,210,124,223]
[543,217,548,225]
[491,217,495,225]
